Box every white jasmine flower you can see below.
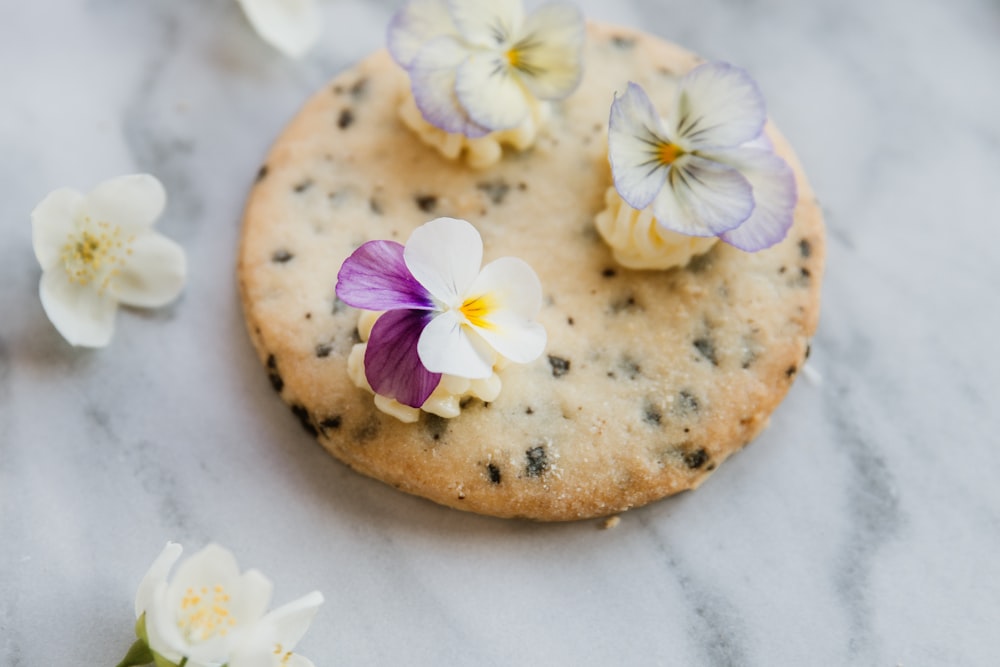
[388,0,585,136]
[31,174,186,348]
[236,0,322,59]
[132,542,323,667]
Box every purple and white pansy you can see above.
[336,217,546,409]
[388,0,585,137]
[608,62,797,251]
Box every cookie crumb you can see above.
[601,516,621,529]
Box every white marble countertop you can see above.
[2,0,999,664]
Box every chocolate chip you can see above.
[609,294,639,314]
[687,252,713,273]
[525,407,534,415]
[525,446,548,477]
[683,448,709,469]
[350,77,369,99]
[567,317,575,326]
[266,355,284,393]
[643,402,662,426]
[548,355,570,378]
[293,179,313,193]
[320,416,342,430]
[369,197,383,215]
[424,414,448,441]
[477,179,511,205]
[799,239,813,258]
[352,417,379,442]
[676,390,700,416]
[693,337,718,366]
[337,108,354,129]
[786,365,798,378]
[415,194,438,213]
[271,249,294,263]
[611,35,636,49]
[255,165,268,182]
[315,343,333,360]
[602,268,617,278]
[487,463,502,485]
[619,356,641,380]
[291,404,318,437]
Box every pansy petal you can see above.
[111,232,186,308]
[410,36,492,137]
[31,188,83,269]
[710,148,798,251]
[653,155,754,236]
[446,0,524,48]
[511,3,584,100]
[366,309,441,408]
[39,269,117,347]
[673,62,766,149]
[404,217,483,305]
[236,0,322,59]
[455,50,531,130]
[336,240,434,311]
[135,542,183,617]
[464,256,546,363]
[84,174,166,229]
[608,82,672,210]
[387,0,456,67]
[418,309,494,378]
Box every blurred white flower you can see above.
[236,0,322,58]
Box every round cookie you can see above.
[238,23,825,521]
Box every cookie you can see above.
[238,23,825,521]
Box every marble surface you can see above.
[2,0,998,664]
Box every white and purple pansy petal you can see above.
[608,82,674,211]
[366,309,442,407]
[410,36,493,138]
[710,147,798,251]
[336,240,435,312]
[672,62,766,149]
[456,49,533,130]
[403,216,484,307]
[463,256,545,364]
[510,3,585,100]
[446,0,524,48]
[418,308,496,379]
[387,0,457,67]
[655,155,755,237]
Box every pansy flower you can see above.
[388,0,585,137]
[608,63,797,251]
[31,174,186,348]
[336,217,546,408]
[236,0,322,58]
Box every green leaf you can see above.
[114,638,154,667]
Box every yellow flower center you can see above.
[177,585,238,642]
[505,48,521,68]
[59,216,133,291]
[459,294,496,330]
[657,141,685,166]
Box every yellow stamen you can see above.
[505,48,521,68]
[58,215,133,291]
[459,294,496,330]
[176,583,238,642]
[657,141,685,166]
